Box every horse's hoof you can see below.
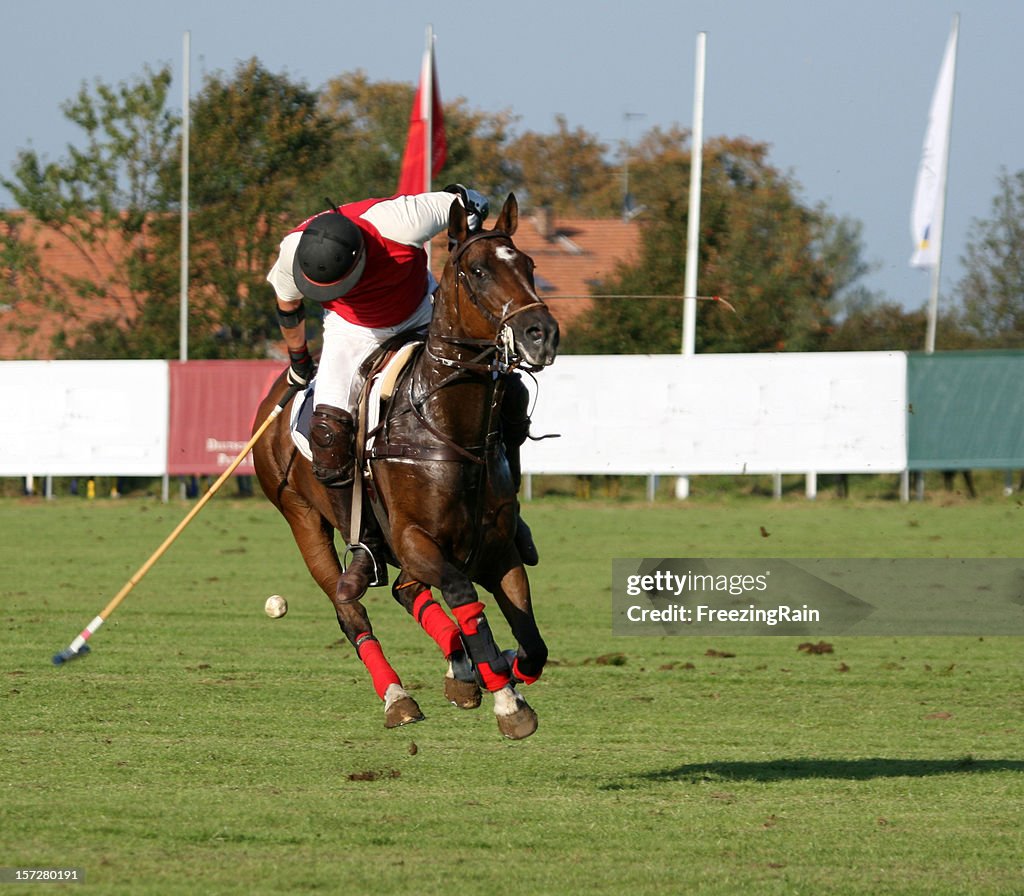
[496,704,538,740]
[384,696,424,728]
[492,685,538,740]
[445,676,482,709]
[446,651,482,708]
[383,684,425,728]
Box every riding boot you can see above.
[310,404,355,488]
[311,404,389,595]
[337,539,388,601]
[501,374,539,567]
[352,516,389,589]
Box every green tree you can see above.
[308,71,520,207]
[161,58,336,357]
[825,302,978,351]
[506,115,619,216]
[0,66,179,357]
[957,168,1024,347]
[827,302,923,351]
[566,131,870,354]
[309,71,414,202]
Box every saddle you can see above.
[288,339,422,464]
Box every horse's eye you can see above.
[470,265,487,279]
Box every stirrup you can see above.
[343,541,388,587]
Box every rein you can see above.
[375,230,544,469]
[430,230,546,371]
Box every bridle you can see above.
[392,229,549,467]
[426,230,547,376]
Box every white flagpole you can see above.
[423,25,434,192]
[676,31,706,501]
[423,25,434,269]
[179,30,190,363]
[913,15,959,354]
[681,31,706,356]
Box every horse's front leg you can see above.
[486,562,548,685]
[442,566,538,740]
[391,572,481,709]
[395,528,537,739]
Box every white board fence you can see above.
[523,352,908,476]
[1,360,169,476]
[0,354,908,488]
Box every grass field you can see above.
[3,493,1023,894]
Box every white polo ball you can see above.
[264,594,288,618]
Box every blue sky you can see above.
[3,0,1021,318]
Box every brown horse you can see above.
[252,194,559,739]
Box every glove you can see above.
[287,345,315,388]
[444,183,489,233]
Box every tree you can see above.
[505,115,620,216]
[163,58,336,357]
[566,131,871,354]
[957,168,1024,347]
[825,302,978,351]
[308,72,519,205]
[826,302,926,351]
[309,71,416,202]
[0,66,180,357]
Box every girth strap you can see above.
[369,443,480,463]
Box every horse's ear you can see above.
[494,193,518,235]
[448,197,469,245]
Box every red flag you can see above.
[397,30,446,195]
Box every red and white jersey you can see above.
[267,192,456,328]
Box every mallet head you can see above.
[52,644,90,666]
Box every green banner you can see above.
[908,351,1024,470]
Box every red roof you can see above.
[431,209,640,331]
[0,213,136,360]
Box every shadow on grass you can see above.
[609,757,1024,787]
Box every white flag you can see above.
[910,17,959,269]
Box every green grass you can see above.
[2,494,1024,894]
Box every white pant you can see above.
[314,294,433,411]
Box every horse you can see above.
[252,194,560,739]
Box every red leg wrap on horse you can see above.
[451,601,487,632]
[355,633,400,701]
[512,655,541,685]
[412,590,461,658]
[451,602,512,692]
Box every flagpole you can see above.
[676,31,706,501]
[423,24,434,269]
[918,14,959,354]
[179,29,190,363]
[423,24,434,192]
[681,31,706,356]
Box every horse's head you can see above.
[441,193,559,369]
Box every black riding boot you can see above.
[310,404,388,590]
[310,404,355,488]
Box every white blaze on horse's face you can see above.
[494,244,541,304]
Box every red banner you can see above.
[167,360,283,475]
[397,43,446,194]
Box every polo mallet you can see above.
[52,382,300,665]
